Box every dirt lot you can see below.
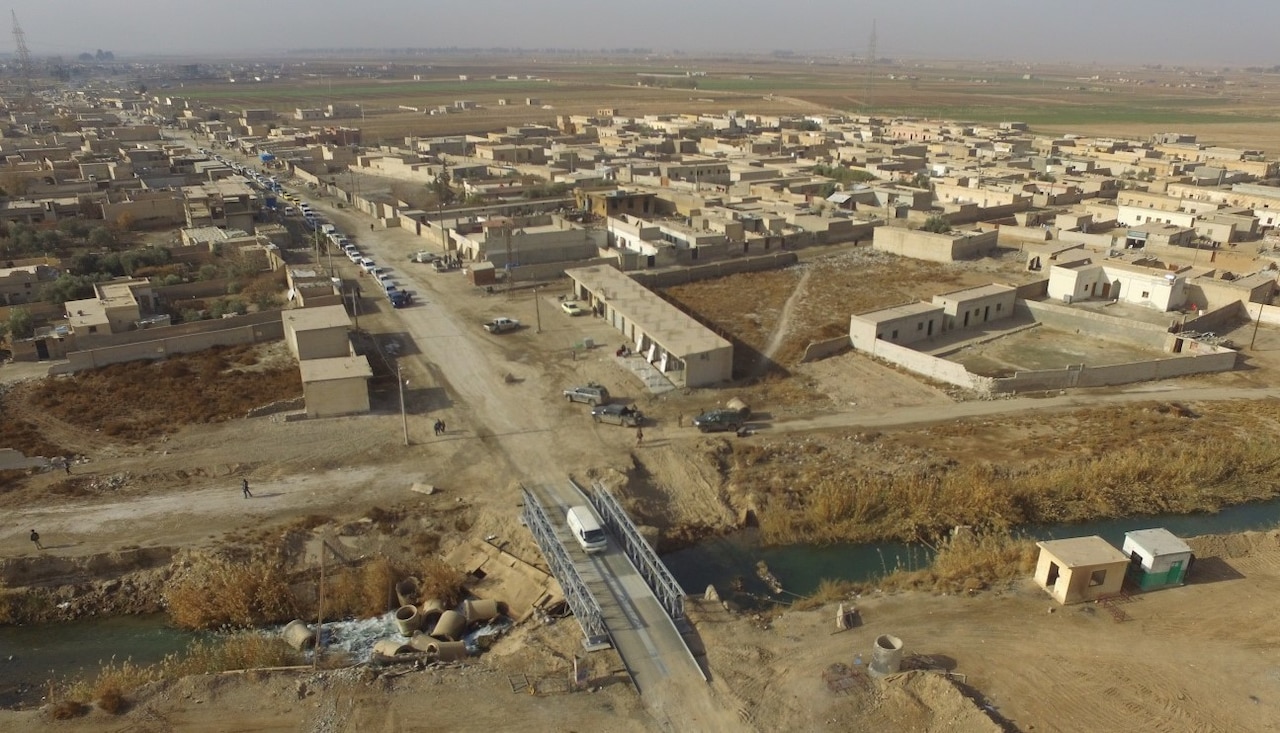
[661,245,1038,378]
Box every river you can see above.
[0,614,199,708]
[3,498,1278,707]
[662,496,1280,602]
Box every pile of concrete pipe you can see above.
[374,590,511,665]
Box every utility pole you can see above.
[1251,301,1265,350]
[534,285,542,333]
[10,12,35,112]
[397,363,410,446]
[864,18,878,113]
[314,541,325,670]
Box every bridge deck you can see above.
[528,482,704,693]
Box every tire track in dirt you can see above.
[753,267,811,378]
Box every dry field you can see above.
[660,245,1035,376]
[174,55,1280,149]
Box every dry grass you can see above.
[323,557,401,620]
[56,633,301,707]
[48,699,88,720]
[419,557,468,608]
[741,403,1280,546]
[791,532,1039,609]
[22,344,301,441]
[164,552,300,630]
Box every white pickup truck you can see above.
[483,317,520,333]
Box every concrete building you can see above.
[931,284,1017,332]
[282,304,351,361]
[872,227,998,263]
[1122,528,1193,591]
[849,302,942,351]
[299,356,372,418]
[65,278,157,345]
[1034,536,1130,605]
[566,265,732,388]
[0,264,58,306]
[1047,258,1188,312]
[182,177,260,232]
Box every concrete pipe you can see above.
[462,598,501,624]
[868,634,904,678]
[282,620,316,651]
[395,577,420,608]
[408,631,435,653]
[431,610,466,641]
[432,640,468,662]
[420,598,446,629]
[394,605,423,636]
[372,638,412,658]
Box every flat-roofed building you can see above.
[566,265,732,388]
[299,356,372,418]
[931,284,1017,332]
[282,304,351,361]
[1034,536,1130,605]
[848,302,942,351]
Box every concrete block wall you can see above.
[630,252,799,289]
[64,320,284,371]
[1018,299,1172,350]
[801,335,851,363]
[867,338,992,393]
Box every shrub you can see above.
[49,700,88,720]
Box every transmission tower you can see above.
[863,19,877,113]
[10,11,35,109]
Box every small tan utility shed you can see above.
[1034,536,1130,605]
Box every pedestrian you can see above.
[29,529,42,550]
[677,413,684,428]
[242,478,252,499]
[370,223,374,231]
[636,427,644,447]
[439,420,446,434]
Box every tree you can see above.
[6,307,33,340]
[88,226,117,249]
[430,170,456,207]
[114,211,136,233]
[921,216,952,234]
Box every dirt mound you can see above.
[866,671,1008,733]
[1188,529,1280,559]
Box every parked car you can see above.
[591,403,642,427]
[561,300,584,316]
[411,251,440,263]
[483,317,520,333]
[388,290,412,308]
[692,408,746,433]
[564,383,610,406]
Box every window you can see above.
[87,325,98,333]
[917,322,924,331]
[1141,291,1150,298]
[995,303,1002,312]
[1088,569,1108,587]
[891,329,899,339]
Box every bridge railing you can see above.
[580,478,686,621]
[521,486,611,648]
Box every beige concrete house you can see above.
[567,264,732,388]
[282,304,351,361]
[299,356,372,418]
[1035,536,1130,605]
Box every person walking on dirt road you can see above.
[635,426,644,447]
[242,478,252,499]
[29,530,42,550]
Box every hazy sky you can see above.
[9,0,1280,65]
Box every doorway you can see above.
[1046,562,1060,587]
